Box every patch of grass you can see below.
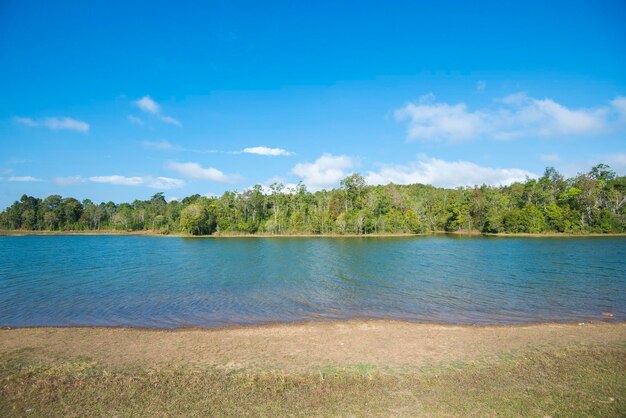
[355,363,376,375]
[1,345,624,417]
[0,348,38,376]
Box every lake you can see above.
[0,235,624,327]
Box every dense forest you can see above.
[1,164,625,235]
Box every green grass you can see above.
[1,345,624,417]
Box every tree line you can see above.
[1,164,625,235]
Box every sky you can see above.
[1,0,625,207]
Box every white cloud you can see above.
[365,155,536,188]
[166,161,239,183]
[128,115,144,125]
[418,92,436,103]
[89,175,184,189]
[141,141,219,154]
[52,176,86,186]
[292,154,357,191]
[90,175,145,186]
[395,93,625,142]
[257,177,300,194]
[14,116,90,133]
[44,117,90,133]
[142,140,181,150]
[612,97,626,119]
[498,92,528,105]
[516,96,608,137]
[242,146,294,156]
[149,177,185,189]
[159,115,182,126]
[134,95,181,126]
[135,96,160,114]
[8,176,41,182]
[396,102,484,142]
[14,117,37,127]
[539,153,561,163]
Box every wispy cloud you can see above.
[7,176,42,182]
[128,115,144,125]
[365,155,536,188]
[242,146,294,156]
[90,175,146,186]
[140,140,218,154]
[14,116,90,133]
[141,142,294,156]
[395,93,626,142]
[476,80,486,92]
[44,118,90,132]
[89,175,185,189]
[166,162,240,183]
[142,140,182,151]
[13,117,38,127]
[292,154,357,191]
[159,115,182,126]
[134,95,181,126]
[136,96,160,114]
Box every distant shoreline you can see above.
[1,229,626,238]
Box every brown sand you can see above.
[1,320,624,371]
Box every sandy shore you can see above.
[2,320,624,371]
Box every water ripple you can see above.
[0,235,625,327]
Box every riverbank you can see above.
[2,229,626,238]
[2,320,624,370]
[1,321,624,416]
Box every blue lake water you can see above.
[0,235,624,327]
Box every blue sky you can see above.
[1,0,625,207]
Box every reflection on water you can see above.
[0,235,624,327]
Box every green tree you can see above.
[180,202,215,235]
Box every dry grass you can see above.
[1,344,624,417]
